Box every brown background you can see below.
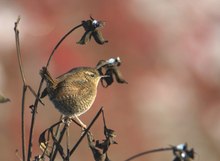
[0,0,220,160]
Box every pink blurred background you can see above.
[1,0,220,160]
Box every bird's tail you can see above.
[40,67,56,85]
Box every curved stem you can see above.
[27,78,44,161]
[15,16,26,85]
[46,24,82,68]
[124,147,173,161]
[14,16,26,161]
[27,23,83,161]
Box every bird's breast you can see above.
[48,84,97,116]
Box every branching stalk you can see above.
[69,107,103,156]
[46,24,82,68]
[124,147,172,161]
[50,124,67,161]
[27,22,83,161]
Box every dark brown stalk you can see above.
[68,107,103,157]
[46,24,82,68]
[124,147,172,161]
[101,108,107,127]
[27,79,44,161]
[27,23,82,161]
[50,124,67,161]
[66,126,70,161]
[14,16,26,161]
[49,115,63,159]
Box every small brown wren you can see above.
[40,67,104,127]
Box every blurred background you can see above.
[1,0,220,160]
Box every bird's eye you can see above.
[90,73,95,77]
[85,71,96,77]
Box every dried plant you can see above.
[124,143,195,161]
[0,94,10,103]
[77,16,108,45]
[14,16,125,161]
[14,14,196,161]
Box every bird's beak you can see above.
[100,75,109,79]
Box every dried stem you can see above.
[15,16,26,85]
[49,115,63,159]
[15,16,109,161]
[50,124,67,161]
[46,23,82,68]
[27,22,83,161]
[101,108,107,127]
[14,17,46,161]
[21,86,27,161]
[27,78,44,161]
[124,147,172,161]
[69,107,104,156]
[66,126,70,161]
[14,16,26,161]
[39,120,63,159]
[15,149,23,161]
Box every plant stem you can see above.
[14,16,26,161]
[50,124,67,161]
[27,79,44,161]
[124,147,173,161]
[66,126,70,161]
[21,86,27,161]
[49,115,63,159]
[27,22,83,161]
[46,24,82,68]
[69,107,103,156]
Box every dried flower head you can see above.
[77,16,108,45]
[96,57,128,87]
[172,143,194,161]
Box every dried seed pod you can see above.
[96,57,127,87]
[92,30,108,45]
[0,94,10,103]
[172,143,195,161]
[77,17,108,45]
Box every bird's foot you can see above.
[61,116,72,126]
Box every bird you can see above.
[40,66,105,128]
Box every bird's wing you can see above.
[40,88,48,98]
[55,76,88,96]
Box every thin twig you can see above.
[49,115,63,159]
[27,22,83,161]
[14,17,46,161]
[21,86,27,161]
[50,124,67,161]
[69,107,104,157]
[39,120,62,158]
[101,108,106,127]
[66,126,70,161]
[71,118,85,127]
[15,16,26,85]
[27,78,44,161]
[27,85,44,105]
[14,16,26,161]
[15,149,23,161]
[46,24,82,68]
[54,115,63,138]
[124,147,173,161]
